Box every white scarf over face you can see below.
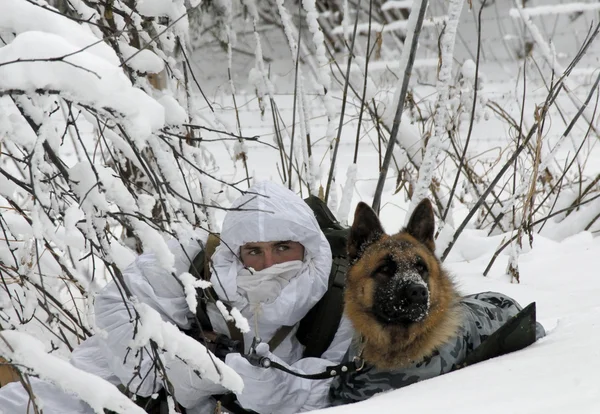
[237,260,304,307]
[209,181,332,331]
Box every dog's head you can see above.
[345,199,461,368]
[346,199,448,327]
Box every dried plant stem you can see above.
[372,0,429,213]
[441,0,486,223]
[324,0,362,203]
[441,20,600,261]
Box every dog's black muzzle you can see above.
[373,280,430,324]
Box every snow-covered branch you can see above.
[0,0,250,409]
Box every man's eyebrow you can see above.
[273,240,293,246]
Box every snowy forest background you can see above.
[1,0,600,413]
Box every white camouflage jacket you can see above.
[0,181,353,414]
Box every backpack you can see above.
[187,195,349,359]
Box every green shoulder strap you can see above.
[296,196,349,358]
[188,233,220,282]
[190,234,248,351]
[188,234,219,334]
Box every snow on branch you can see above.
[0,0,247,409]
[0,32,165,145]
[302,0,338,205]
[132,302,244,393]
[509,2,600,18]
[511,2,597,126]
[0,330,147,414]
[178,272,212,313]
[1,0,119,65]
[408,0,465,223]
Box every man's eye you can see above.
[247,249,261,256]
[276,244,290,252]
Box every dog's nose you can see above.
[406,283,428,306]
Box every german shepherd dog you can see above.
[344,198,461,370]
[330,198,543,404]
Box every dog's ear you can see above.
[406,199,436,251]
[348,202,384,262]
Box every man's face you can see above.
[240,241,305,271]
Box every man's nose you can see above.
[262,250,274,269]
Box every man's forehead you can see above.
[242,240,296,248]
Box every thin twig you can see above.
[372,0,430,213]
[324,0,363,202]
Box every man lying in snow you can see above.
[0,181,353,414]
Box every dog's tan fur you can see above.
[345,200,463,370]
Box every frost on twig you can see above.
[131,302,244,392]
[408,0,465,226]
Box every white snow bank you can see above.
[316,309,600,414]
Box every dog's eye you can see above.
[415,258,428,274]
[374,262,396,276]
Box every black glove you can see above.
[212,333,242,360]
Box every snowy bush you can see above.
[0,0,247,410]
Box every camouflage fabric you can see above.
[329,292,546,405]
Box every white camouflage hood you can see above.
[210,181,332,329]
